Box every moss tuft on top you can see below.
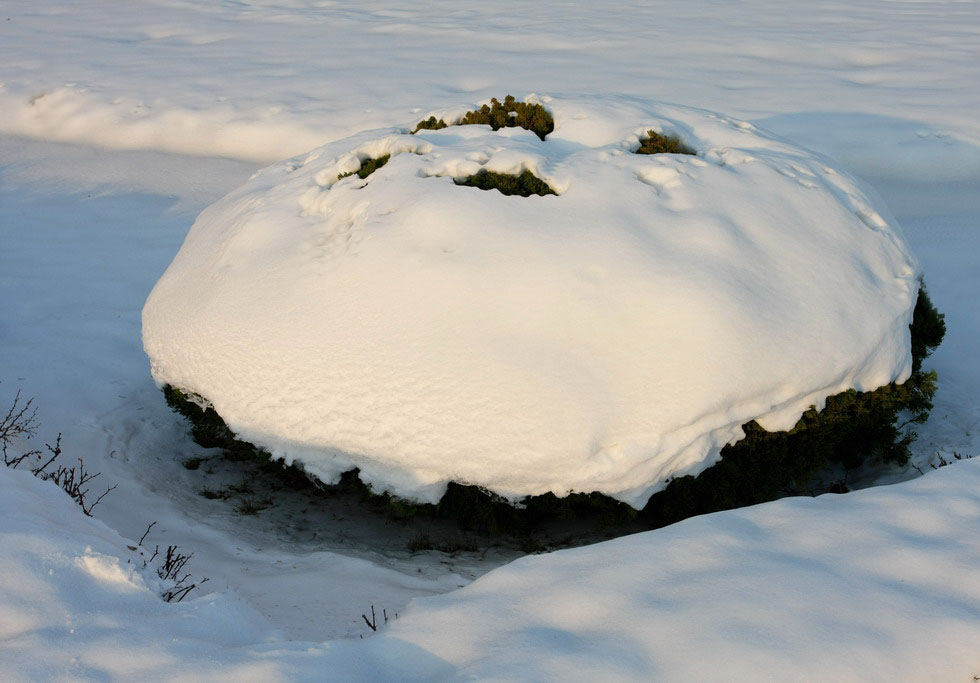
[413,95,554,141]
[413,116,448,133]
[456,168,557,197]
[337,154,391,181]
[637,130,696,155]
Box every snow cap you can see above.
[142,95,919,507]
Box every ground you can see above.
[0,0,978,679]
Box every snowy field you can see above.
[1,0,979,680]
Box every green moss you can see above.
[910,283,945,374]
[456,169,557,197]
[458,95,554,140]
[637,130,696,155]
[639,283,945,527]
[413,95,554,141]
[163,386,245,452]
[412,116,448,133]
[337,154,390,181]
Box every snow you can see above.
[388,457,980,681]
[3,448,979,680]
[143,96,920,506]
[1,0,980,679]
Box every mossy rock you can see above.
[163,286,944,538]
[636,130,696,155]
[413,95,554,140]
[641,284,944,526]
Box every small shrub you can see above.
[456,168,557,197]
[3,389,209,603]
[36,436,117,517]
[1,389,38,465]
[2,393,115,517]
[337,154,390,181]
[458,96,554,140]
[636,130,695,155]
[155,544,209,603]
[134,524,208,603]
[361,605,393,632]
[412,116,448,133]
[414,95,554,141]
[930,451,974,470]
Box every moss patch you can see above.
[337,154,390,181]
[413,116,448,133]
[637,130,696,155]
[640,283,944,526]
[455,168,557,197]
[413,95,554,141]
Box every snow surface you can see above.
[3,451,979,680]
[2,0,980,679]
[143,96,920,506]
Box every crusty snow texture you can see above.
[143,95,919,506]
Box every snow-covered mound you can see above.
[142,95,919,506]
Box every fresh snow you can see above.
[2,0,980,679]
[143,95,920,506]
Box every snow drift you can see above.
[142,95,919,506]
[4,445,979,680]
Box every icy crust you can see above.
[142,95,919,507]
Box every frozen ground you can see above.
[1,0,979,679]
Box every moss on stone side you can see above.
[162,286,944,538]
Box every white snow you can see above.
[3,449,979,680]
[143,96,920,506]
[2,0,980,679]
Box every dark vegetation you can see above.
[163,285,945,544]
[2,392,115,516]
[412,96,558,197]
[3,388,207,601]
[131,523,208,603]
[456,169,557,197]
[337,154,390,181]
[413,95,554,140]
[361,604,395,632]
[636,130,696,155]
[641,284,944,525]
[413,116,447,133]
